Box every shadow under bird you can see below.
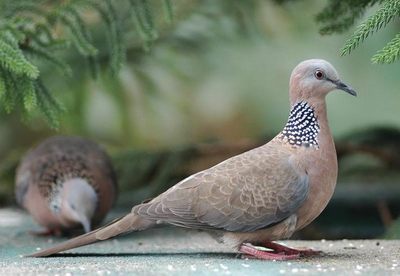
[29,59,356,260]
[16,136,118,235]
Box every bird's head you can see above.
[60,178,97,233]
[289,59,356,105]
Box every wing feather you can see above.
[133,142,309,232]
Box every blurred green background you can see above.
[1,0,399,239]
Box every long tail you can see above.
[28,213,154,257]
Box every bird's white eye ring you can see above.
[314,70,324,80]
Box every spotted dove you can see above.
[29,59,356,259]
[16,136,117,235]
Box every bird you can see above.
[29,59,356,259]
[15,136,118,236]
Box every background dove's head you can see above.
[289,59,356,105]
[60,178,98,233]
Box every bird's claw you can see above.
[262,241,321,257]
[239,241,322,261]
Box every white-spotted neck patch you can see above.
[280,101,320,148]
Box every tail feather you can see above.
[28,213,153,257]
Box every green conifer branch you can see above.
[341,0,400,56]
[1,68,18,113]
[2,1,48,20]
[372,33,400,63]
[56,10,98,56]
[0,33,39,79]
[163,0,174,24]
[89,0,125,74]
[23,45,73,76]
[140,0,156,35]
[21,77,37,112]
[0,0,175,126]
[0,69,6,102]
[34,79,65,129]
[129,0,158,50]
[315,0,383,35]
[104,0,125,74]
[275,0,400,64]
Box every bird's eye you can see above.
[314,70,324,80]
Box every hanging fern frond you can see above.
[274,0,400,64]
[129,0,159,50]
[20,77,37,112]
[162,0,174,24]
[372,33,400,63]
[23,45,73,76]
[0,0,176,127]
[1,68,20,113]
[314,0,383,35]
[89,0,125,74]
[0,32,39,79]
[34,79,65,129]
[0,69,7,104]
[341,0,400,56]
[56,9,98,57]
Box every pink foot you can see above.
[239,243,300,261]
[262,241,321,257]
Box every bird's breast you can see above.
[294,137,338,231]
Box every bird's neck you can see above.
[280,100,326,148]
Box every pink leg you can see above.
[239,243,300,261]
[263,241,321,257]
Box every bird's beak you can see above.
[330,79,357,96]
[78,214,91,233]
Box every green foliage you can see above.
[0,32,39,79]
[315,0,400,64]
[371,33,400,63]
[163,0,174,24]
[340,0,400,58]
[129,0,159,51]
[315,0,384,35]
[0,0,176,128]
[34,80,65,129]
[275,0,400,64]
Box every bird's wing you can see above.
[15,147,57,206]
[15,166,31,206]
[133,143,309,232]
[15,146,39,206]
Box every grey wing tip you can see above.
[25,249,56,258]
[25,229,100,258]
[25,242,73,257]
[24,214,135,258]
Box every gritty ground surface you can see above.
[0,208,399,275]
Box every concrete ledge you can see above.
[1,208,399,275]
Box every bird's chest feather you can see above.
[277,101,338,230]
[279,100,337,183]
[293,137,338,230]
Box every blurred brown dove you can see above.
[16,136,117,235]
[29,59,356,259]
